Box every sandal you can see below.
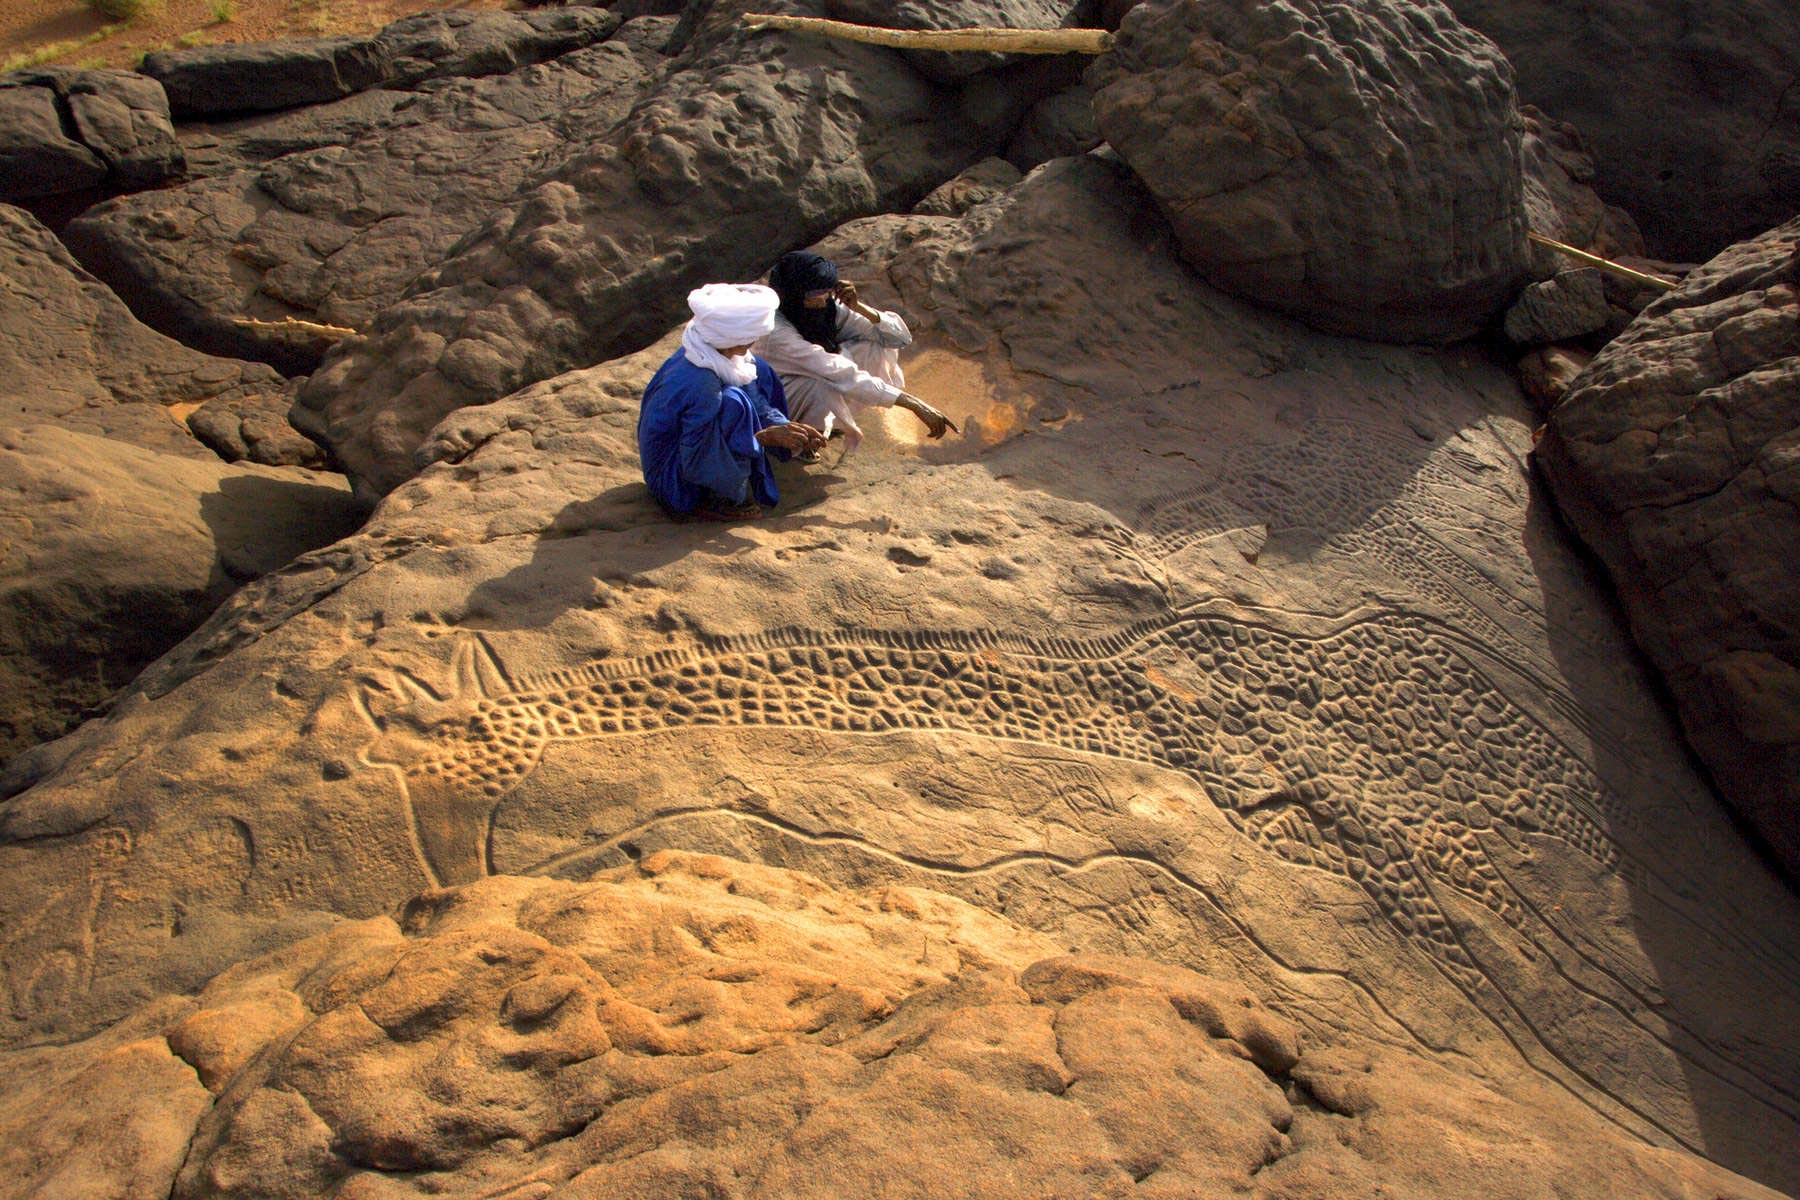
[695,501,763,522]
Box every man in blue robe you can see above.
[638,283,825,520]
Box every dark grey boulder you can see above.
[1536,217,1800,880]
[913,156,1023,216]
[142,36,384,119]
[142,8,621,118]
[0,83,105,202]
[0,68,180,204]
[1090,0,1530,344]
[292,6,1043,498]
[371,8,625,86]
[1004,80,1100,170]
[1440,0,1800,262]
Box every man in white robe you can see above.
[754,252,956,456]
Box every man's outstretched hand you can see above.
[757,422,828,453]
[899,393,958,440]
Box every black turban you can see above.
[769,251,841,353]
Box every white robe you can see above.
[753,306,912,451]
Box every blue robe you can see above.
[638,352,789,514]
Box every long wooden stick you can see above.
[742,13,1115,54]
[232,316,359,340]
[1528,232,1679,293]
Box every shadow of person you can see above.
[461,475,838,634]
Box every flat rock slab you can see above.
[0,67,181,204]
[1441,0,1800,262]
[141,8,622,117]
[0,852,1782,1200]
[4,158,1798,1192]
[1090,0,1529,343]
[1536,217,1800,880]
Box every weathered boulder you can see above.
[826,0,1100,80]
[66,38,660,374]
[0,853,1785,1200]
[0,68,181,205]
[290,4,1042,498]
[6,156,1799,1191]
[1536,218,1800,880]
[1089,0,1530,343]
[1503,268,1610,346]
[0,203,285,459]
[1516,343,1593,406]
[141,8,622,118]
[144,36,383,120]
[0,202,358,760]
[913,155,1022,217]
[0,424,361,764]
[187,386,328,468]
[1440,0,1800,262]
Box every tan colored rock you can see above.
[1,855,1785,1200]
[0,425,361,762]
[4,157,1799,1194]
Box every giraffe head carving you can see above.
[357,636,510,771]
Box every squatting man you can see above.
[637,265,956,521]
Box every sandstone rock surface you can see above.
[1503,268,1610,346]
[1089,0,1530,343]
[1440,0,1800,262]
[0,201,359,761]
[291,3,1044,498]
[0,68,182,206]
[5,157,1798,1192]
[141,8,621,117]
[0,203,286,458]
[0,426,361,763]
[1,852,1785,1200]
[1536,218,1800,880]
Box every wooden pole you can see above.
[741,13,1115,55]
[1528,232,1679,293]
[232,316,359,340]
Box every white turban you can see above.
[683,283,779,386]
[687,283,779,347]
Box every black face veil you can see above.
[769,251,842,353]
